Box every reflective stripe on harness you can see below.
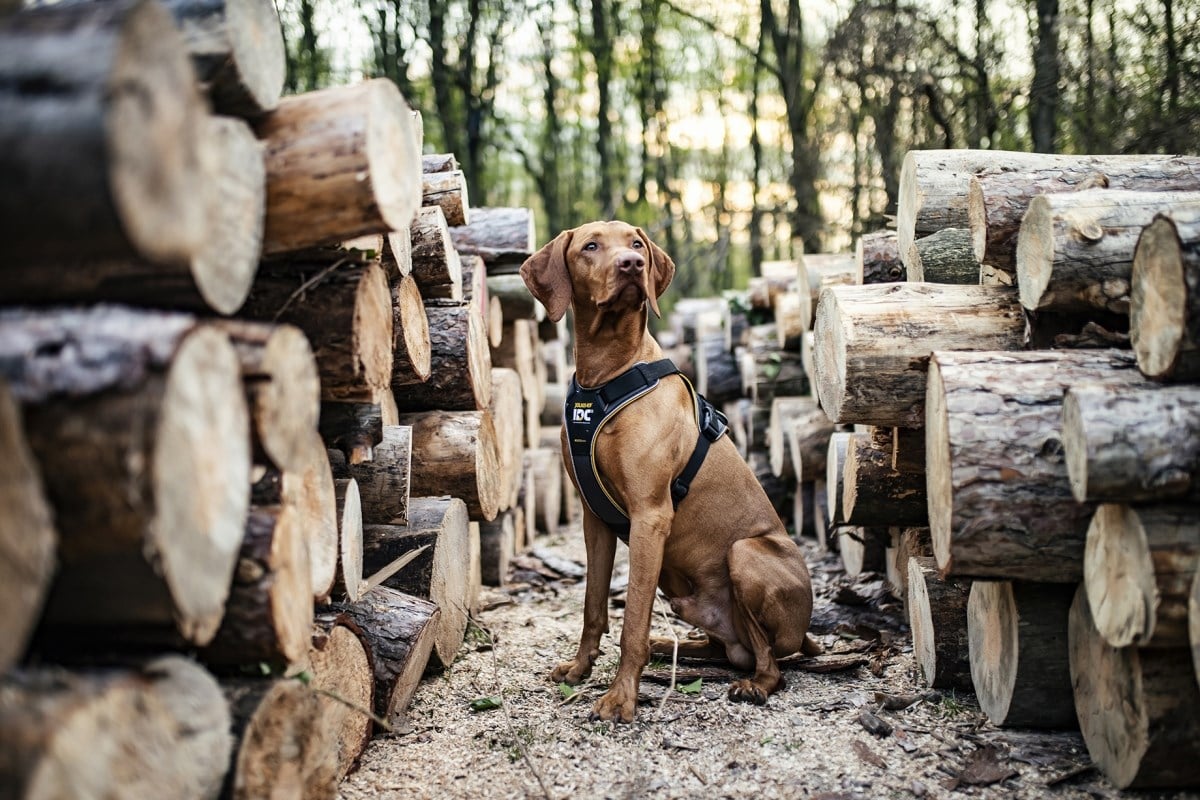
[563,359,728,543]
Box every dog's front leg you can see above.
[591,507,671,723]
[552,510,616,685]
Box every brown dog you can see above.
[521,221,818,723]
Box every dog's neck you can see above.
[571,303,664,388]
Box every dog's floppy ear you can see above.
[520,229,574,323]
[637,227,675,318]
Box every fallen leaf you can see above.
[892,725,919,754]
[959,745,1018,786]
[558,682,576,699]
[677,678,703,695]
[851,739,888,770]
[468,696,502,713]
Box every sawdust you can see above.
[338,524,1129,800]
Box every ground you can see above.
[338,523,1184,800]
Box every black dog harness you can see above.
[563,359,728,542]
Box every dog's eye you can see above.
[632,240,644,248]
[583,242,598,251]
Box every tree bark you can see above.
[256,78,422,254]
[394,302,492,411]
[333,479,364,603]
[926,349,1145,581]
[332,425,411,526]
[856,230,904,284]
[0,0,209,265]
[409,205,463,301]
[1069,585,1200,789]
[905,228,977,284]
[907,556,972,691]
[422,169,469,227]
[1131,214,1200,380]
[448,207,536,274]
[480,511,515,586]
[391,273,432,387]
[814,283,1025,427]
[308,617,373,782]
[842,431,927,527]
[319,401,382,466]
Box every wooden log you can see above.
[748,450,788,516]
[825,432,852,528]
[769,397,814,479]
[394,302,491,412]
[422,169,469,227]
[927,349,1144,582]
[257,79,421,254]
[968,153,1200,275]
[742,348,808,406]
[333,479,364,602]
[772,291,804,351]
[480,511,515,586]
[1131,214,1200,380]
[2,309,249,645]
[1017,189,1200,314]
[1069,585,1200,789]
[492,318,539,427]
[467,521,482,615]
[891,426,926,473]
[490,369,525,511]
[201,506,313,670]
[842,431,927,527]
[1083,503,1200,649]
[448,207,535,273]
[517,464,536,550]
[0,383,57,673]
[907,556,972,691]
[221,676,334,800]
[968,580,1077,728]
[1063,382,1200,503]
[270,433,339,603]
[526,448,562,537]
[361,497,470,669]
[0,656,232,800]
[329,587,440,729]
[488,273,544,321]
[856,230,904,284]
[814,283,1025,427]
[812,478,833,552]
[422,153,459,173]
[332,425,411,526]
[319,401,382,465]
[308,617,373,781]
[838,527,888,577]
[0,0,209,265]
[904,228,977,284]
[542,338,570,385]
[798,253,859,332]
[889,527,932,600]
[409,205,463,300]
[216,320,319,474]
[161,0,285,117]
[242,251,393,403]
[1192,572,1200,687]
[390,273,432,387]
[747,260,799,308]
[695,334,741,405]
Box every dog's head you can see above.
[520,221,675,323]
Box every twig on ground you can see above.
[654,594,680,715]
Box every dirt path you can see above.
[340,524,1126,800]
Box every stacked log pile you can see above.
[0,2,551,794]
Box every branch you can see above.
[658,0,782,83]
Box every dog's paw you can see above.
[728,679,770,706]
[589,689,636,723]
[550,659,591,685]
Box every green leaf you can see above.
[469,696,503,712]
[558,683,576,699]
[677,678,703,695]
[293,670,312,685]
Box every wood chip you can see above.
[858,709,893,737]
[851,739,888,770]
[958,745,1018,786]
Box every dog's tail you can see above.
[800,633,823,656]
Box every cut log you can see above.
[488,273,544,321]
[904,228,977,284]
[814,283,1025,426]
[308,618,374,781]
[1083,503,1200,649]
[275,434,339,603]
[811,478,833,552]
[480,511,515,586]
[0,656,232,800]
[517,464,536,551]
[0,383,57,673]
[695,334,742,405]
[216,319,319,473]
[161,0,285,117]
[856,230,904,284]
[361,497,470,669]
[825,432,852,528]
[747,260,799,308]
[422,169,469,227]
[409,205,463,300]
[492,319,540,434]
[968,153,1200,275]
[329,587,440,729]
[257,79,421,254]
[394,302,491,411]
[891,426,926,473]
[422,153,459,173]
[0,0,209,266]
[748,450,788,516]
[798,253,858,331]
[1016,189,1200,314]
[742,347,808,405]
[907,556,972,691]
[201,506,313,670]
[319,401,382,466]
[927,349,1144,582]
[526,448,562,537]
[772,291,805,351]
[242,251,393,403]
[1192,572,1200,687]
[967,580,1077,728]
[333,479,364,603]
[842,431,927,527]
[332,425,411,526]
[785,403,836,485]
[467,521,482,614]
[672,298,727,345]
[838,527,888,577]
[889,526,932,600]
[390,273,432,387]
[1131,214,1200,380]
[1069,585,1200,789]
[448,207,536,273]
[2,309,248,645]
[490,368,526,511]
[542,338,570,385]
[1063,381,1200,503]
[769,397,814,479]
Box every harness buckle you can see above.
[671,478,689,502]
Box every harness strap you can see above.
[670,395,727,505]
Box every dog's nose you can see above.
[616,252,645,275]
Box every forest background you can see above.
[278,0,1200,305]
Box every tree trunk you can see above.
[409,205,463,301]
[319,401,382,466]
[1131,214,1200,380]
[480,511,515,586]
[332,479,364,603]
[257,79,421,254]
[390,273,432,387]
[856,230,904,284]
[814,284,1025,427]
[825,432,852,528]
[926,350,1144,582]
[526,448,562,537]
[331,425,410,526]
[161,0,285,117]
[0,657,232,800]
[842,432,927,527]
[907,556,972,691]
[421,169,469,227]
[0,383,57,673]
[394,302,491,412]
[0,0,208,265]
[1017,189,1200,314]
[1063,381,1200,503]
[308,617,374,782]
[490,368,526,511]
[798,253,858,331]
[967,580,1076,728]
[905,228,977,284]
[488,273,545,321]
[361,497,470,669]
[838,527,888,577]
[1069,585,1200,789]
[242,252,393,403]
[1029,0,1061,154]
[2,309,248,646]
[448,207,536,274]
